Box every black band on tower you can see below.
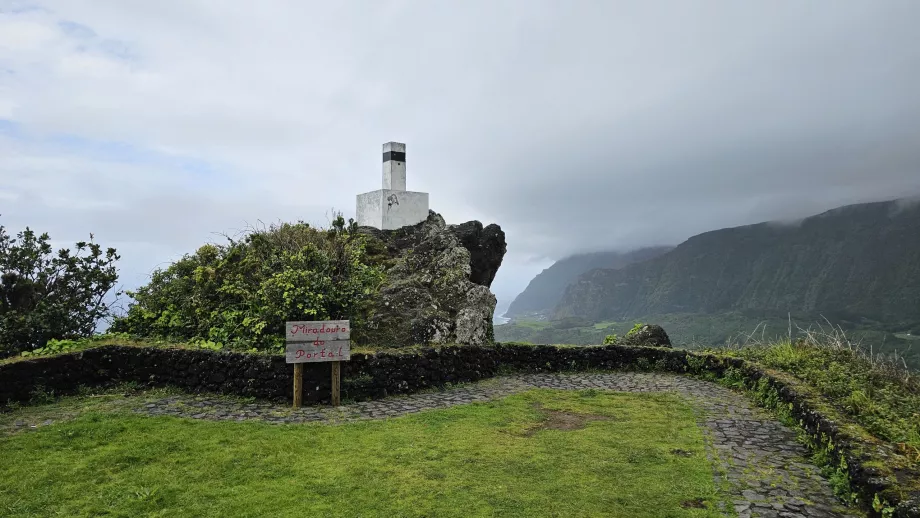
[383,151,406,163]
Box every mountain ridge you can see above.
[504,246,673,319]
[553,198,920,327]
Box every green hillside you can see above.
[554,199,920,329]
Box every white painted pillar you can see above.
[382,142,406,191]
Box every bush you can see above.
[18,332,133,359]
[111,215,385,351]
[0,222,120,358]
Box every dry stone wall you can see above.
[0,343,687,406]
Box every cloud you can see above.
[1,0,919,306]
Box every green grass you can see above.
[0,390,724,517]
[718,339,920,457]
[512,320,553,330]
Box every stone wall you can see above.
[0,343,687,406]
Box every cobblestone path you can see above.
[139,372,859,518]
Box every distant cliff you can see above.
[505,247,672,319]
[554,199,920,327]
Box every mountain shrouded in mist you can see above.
[553,198,920,327]
[504,247,673,319]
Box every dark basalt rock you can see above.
[620,324,672,348]
[358,211,507,289]
[447,221,507,288]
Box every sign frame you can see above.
[285,320,350,408]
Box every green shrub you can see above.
[111,215,385,351]
[17,332,133,359]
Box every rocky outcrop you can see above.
[355,211,506,347]
[447,221,507,287]
[620,324,672,348]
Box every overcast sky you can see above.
[2,1,919,312]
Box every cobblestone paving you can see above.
[136,372,858,517]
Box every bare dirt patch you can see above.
[680,498,706,509]
[521,402,612,436]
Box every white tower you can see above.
[356,142,430,230]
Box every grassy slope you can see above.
[717,340,920,454]
[0,390,723,518]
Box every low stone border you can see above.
[685,355,920,518]
[1,343,917,517]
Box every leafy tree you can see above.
[603,333,618,345]
[111,216,385,350]
[0,221,120,357]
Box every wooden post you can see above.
[293,363,303,409]
[331,361,341,407]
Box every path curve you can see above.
[139,372,860,518]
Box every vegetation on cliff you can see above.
[554,199,920,328]
[110,211,505,350]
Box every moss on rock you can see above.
[354,211,506,348]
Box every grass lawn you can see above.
[0,389,724,517]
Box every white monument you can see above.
[356,142,430,230]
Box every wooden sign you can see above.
[286,320,350,343]
[285,320,350,408]
[285,341,351,363]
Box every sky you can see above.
[1,0,919,315]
